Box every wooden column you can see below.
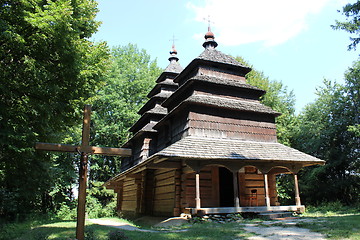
[232,171,240,208]
[264,173,271,208]
[294,174,301,206]
[195,171,201,209]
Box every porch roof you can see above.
[153,136,325,164]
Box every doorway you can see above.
[219,167,234,207]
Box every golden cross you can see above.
[35,105,131,240]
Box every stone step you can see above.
[258,211,294,219]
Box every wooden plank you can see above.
[35,142,78,153]
[35,143,131,156]
[81,105,91,147]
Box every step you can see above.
[258,211,294,219]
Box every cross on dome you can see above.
[202,15,218,49]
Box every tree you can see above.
[332,0,360,50]
[0,0,109,218]
[291,61,360,204]
[89,44,162,182]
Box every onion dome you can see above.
[169,44,179,63]
[202,26,218,49]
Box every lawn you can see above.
[2,206,360,240]
[1,217,252,240]
[297,209,360,240]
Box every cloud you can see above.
[187,0,333,47]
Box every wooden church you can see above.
[105,29,325,217]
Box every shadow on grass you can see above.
[297,214,360,239]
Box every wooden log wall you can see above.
[238,167,277,206]
[189,111,277,142]
[181,166,219,208]
[157,113,190,151]
[152,169,176,216]
[121,177,138,213]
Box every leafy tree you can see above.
[89,44,162,182]
[236,56,297,146]
[332,0,360,50]
[0,0,109,218]
[291,61,360,204]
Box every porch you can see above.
[186,205,305,215]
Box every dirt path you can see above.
[243,219,326,240]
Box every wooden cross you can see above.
[35,105,131,240]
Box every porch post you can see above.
[232,171,240,208]
[195,171,201,209]
[294,173,301,206]
[263,173,271,208]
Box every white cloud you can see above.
[187,0,335,47]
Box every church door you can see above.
[219,167,234,207]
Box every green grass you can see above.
[1,218,252,240]
[3,205,360,240]
[296,204,360,239]
[297,213,360,239]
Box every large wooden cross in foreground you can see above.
[35,105,131,240]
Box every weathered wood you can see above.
[195,172,201,209]
[233,171,240,208]
[294,174,301,206]
[264,173,270,208]
[34,105,131,240]
[35,143,131,156]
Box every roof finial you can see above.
[169,34,179,62]
[202,15,218,49]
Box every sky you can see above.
[92,0,358,113]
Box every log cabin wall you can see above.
[121,177,138,215]
[238,167,277,206]
[152,169,176,216]
[188,107,277,142]
[181,166,219,208]
[156,112,190,151]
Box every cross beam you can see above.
[35,105,131,240]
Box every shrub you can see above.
[56,203,76,220]
[108,229,130,240]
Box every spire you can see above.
[169,35,179,62]
[202,15,218,49]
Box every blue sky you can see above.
[92,0,358,113]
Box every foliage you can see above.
[0,0,110,219]
[55,202,76,220]
[89,44,162,181]
[291,61,360,205]
[332,0,360,50]
[276,174,294,205]
[86,181,117,218]
[108,229,129,240]
[235,57,297,146]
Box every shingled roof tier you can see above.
[182,95,280,116]
[164,61,183,74]
[162,75,266,110]
[139,91,173,115]
[153,136,324,164]
[129,104,167,133]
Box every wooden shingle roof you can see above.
[153,136,325,164]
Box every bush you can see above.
[56,203,76,220]
[108,229,129,240]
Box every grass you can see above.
[2,204,360,240]
[296,205,360,240]
[1,217,252,240]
